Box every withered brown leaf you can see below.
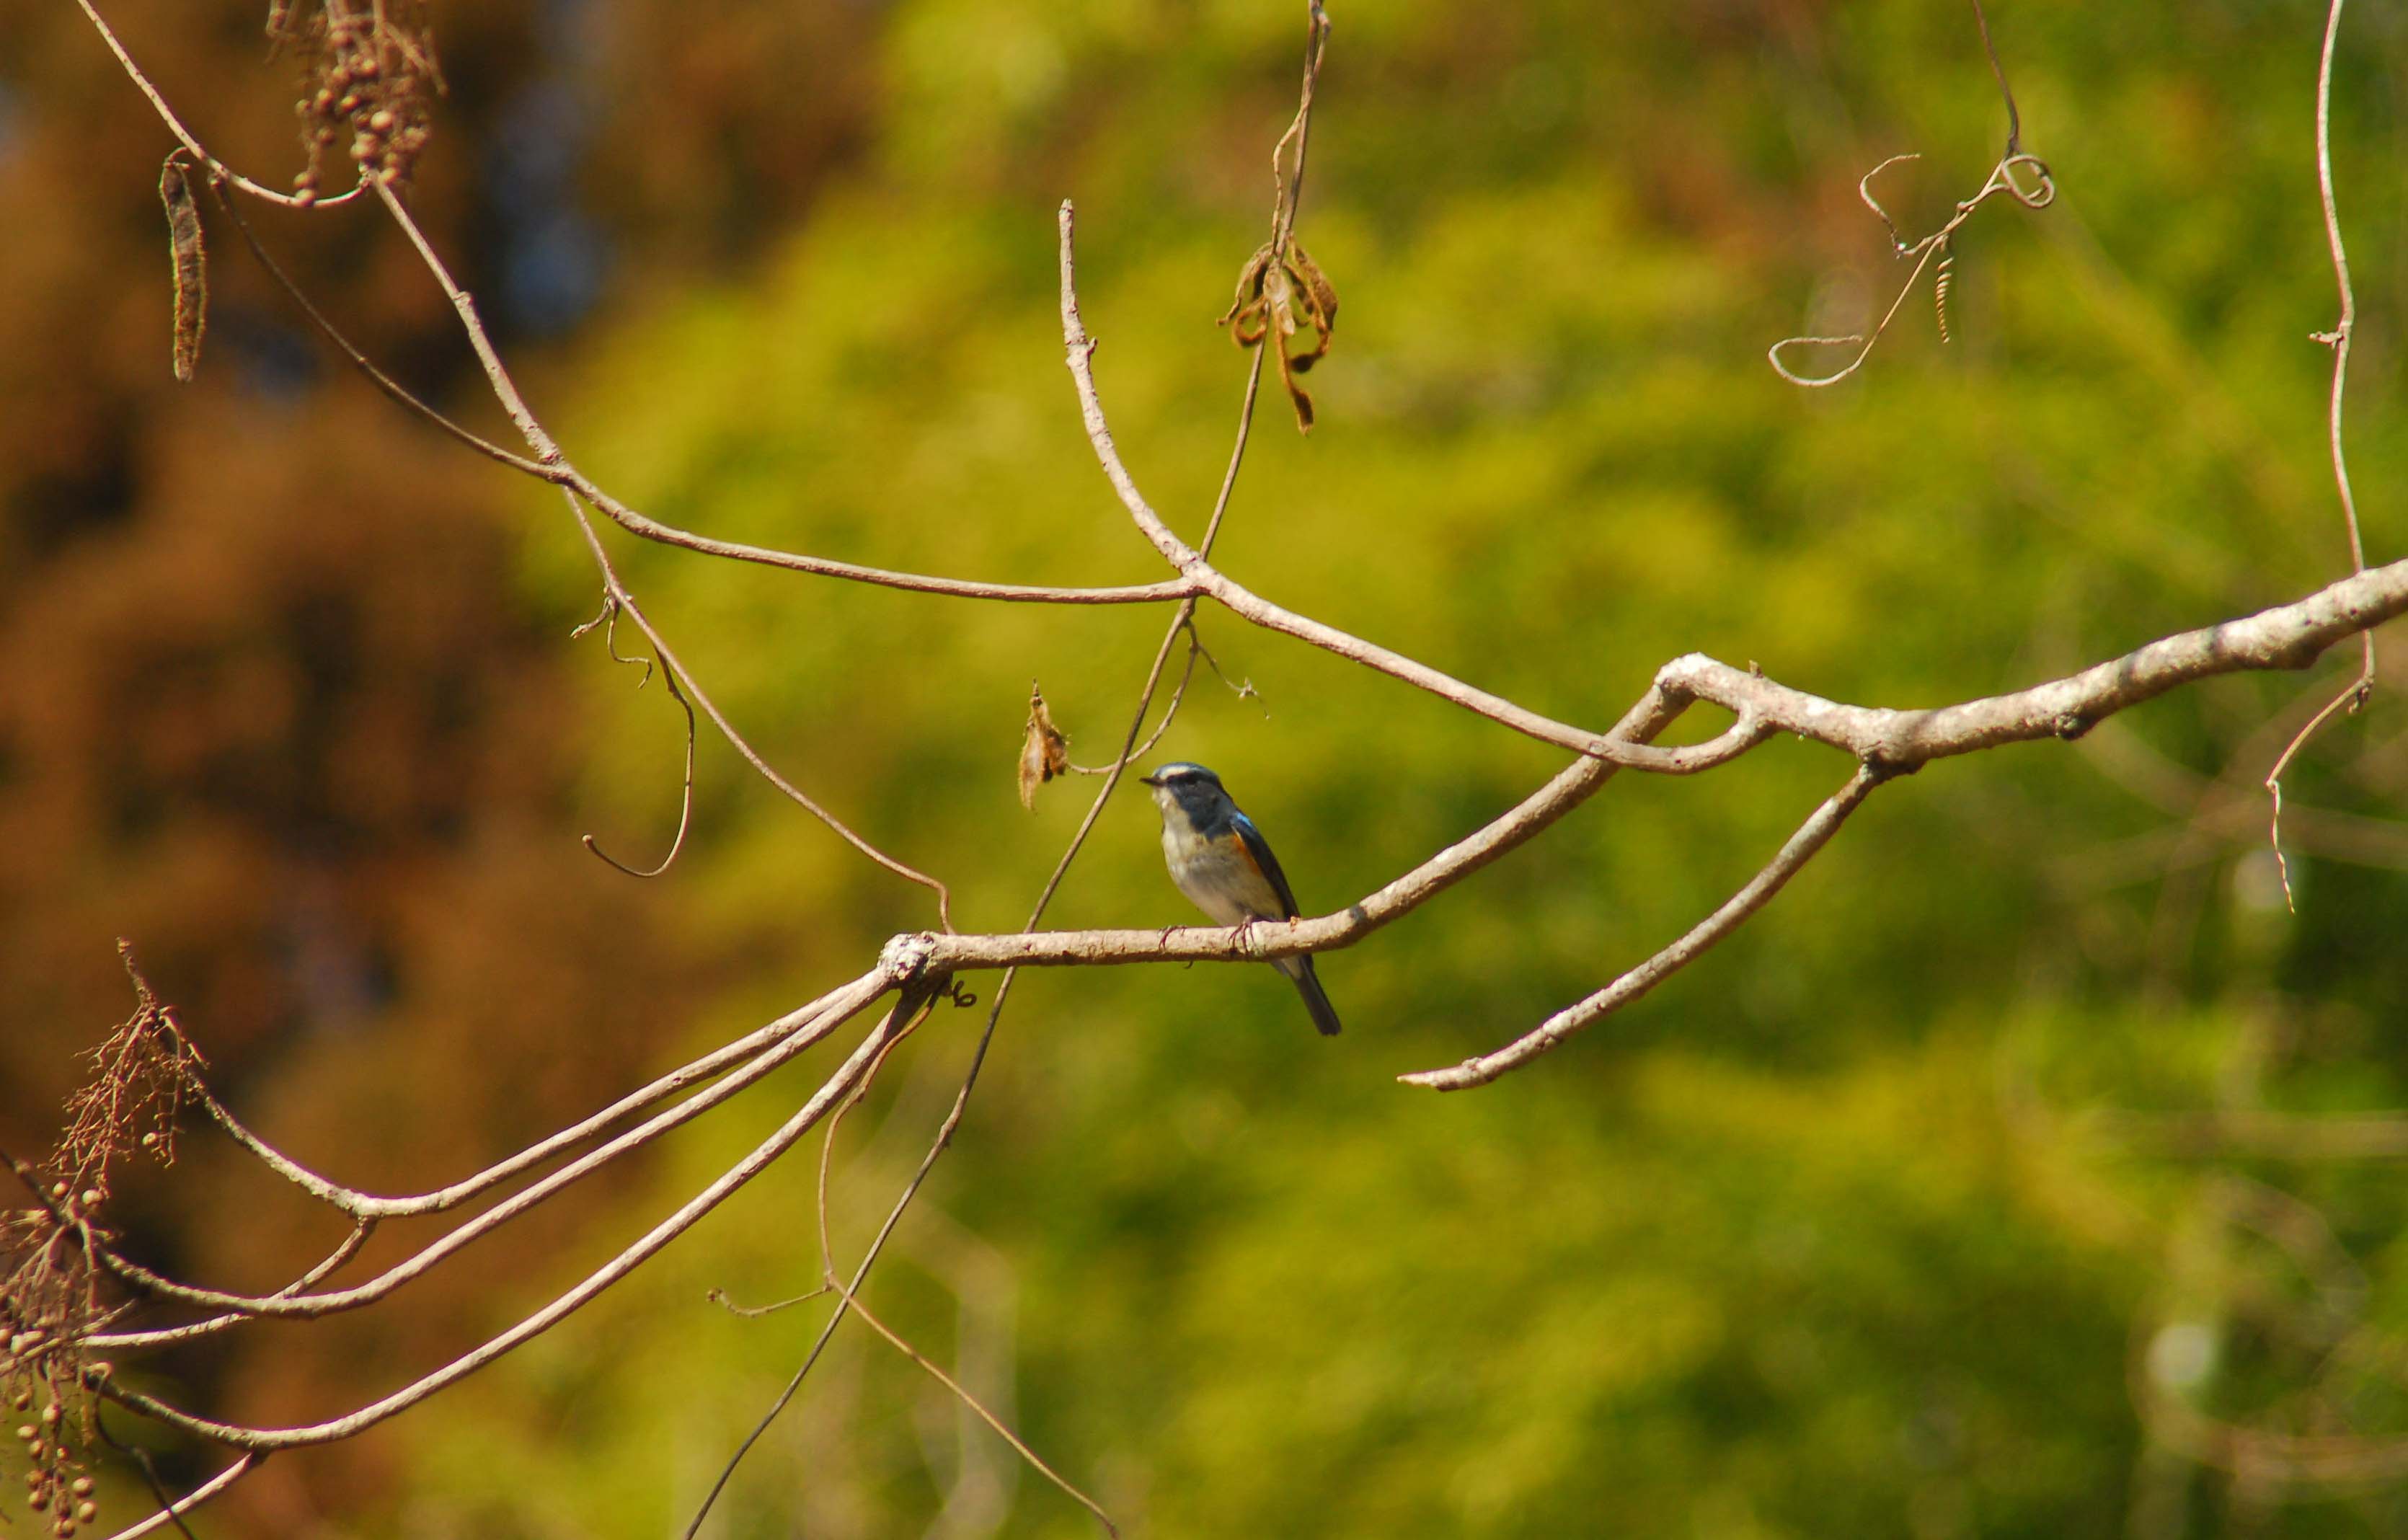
[1218,237,1339,432]
[1017,683,1071,810]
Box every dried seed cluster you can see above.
[5,950,193,1531]
[2,1308,100,1537]
[278,1,441,203]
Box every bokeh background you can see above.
[6,1,2408,1534]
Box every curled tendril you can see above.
[1769,149,2055,389]
[574,597,696,879]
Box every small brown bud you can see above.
[48,1182,67,1200]
[14,1424,33,1441]
[27,1486,48,1510]
[76,1503,97,1523]
[377,163,402,185]
[28,1438,45,1460]
[40,1403,57,1424]
[368,108,395,133]
[78,1191,99,1208]
[71,1477,92,1497]
[336,92,361,115]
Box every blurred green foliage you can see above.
[407,1,2408,1535]
[10,0,2408,1535]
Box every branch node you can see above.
[878,932,938,986]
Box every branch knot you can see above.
[878,933,937,986]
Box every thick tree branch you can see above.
[909,554,2407,982]
[1660,555,2408,767]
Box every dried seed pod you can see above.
[159,152,208,383]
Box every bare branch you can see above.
[577,601,698,880]
[92,970,912,1451]
[90,1453,254,1540]
[69,0,364,210]
[2265,0,2378,908]
[1402,765,1885,1089]
[85,969,893,1322]
[1659,558,2408,769]
[559,493,957,927]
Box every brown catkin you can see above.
[159,154,207,382]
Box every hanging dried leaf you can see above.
[1017,683,1071,810]
[1218,237,1339,433]
[159,154,207,382]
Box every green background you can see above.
[6,1,2408,1534]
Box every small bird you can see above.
[1140,761,1341,1037]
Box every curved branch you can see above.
[1403,764,1885,1089]
[85,970,891,1322]
[94,979,914,1450]
[71,0,363,211]
[92,1453,254,1540]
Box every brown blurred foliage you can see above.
[0,0,876,1521]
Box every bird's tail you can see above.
[1278,956,1342,1037]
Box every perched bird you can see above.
[1140,761,1341,1037]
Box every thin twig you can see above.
[1770,1,2052,386]
[1967,0,2022,156]
[2264,0,2377,911]
[71,0,363,210]
[690,26,1313,1524]
[1402,764,1887,1089]
[86,973,888,1321]
[1060,201,1776,773]
[837,1285,1117,1536]
[89,1220,373,1353]
[575,599,698,880]
[559,492,956,926]
[89,1453,254,1540]
[207,183,547,474]
[799,1003,1111,1531]
[1769,149,2053,387]
[92,973,908,1449]
[93,1405,210,1540]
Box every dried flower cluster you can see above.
[4,946,197,1532]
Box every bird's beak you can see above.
[1137,771,1161,787]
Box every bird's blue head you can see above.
[1140,761,1235,833]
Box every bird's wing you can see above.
[1229,811,1302,919]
